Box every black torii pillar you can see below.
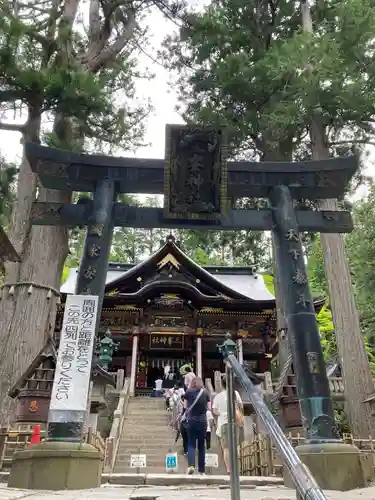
[48,178,117,441]
[270,185,338,441]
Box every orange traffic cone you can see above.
[29,425,41,446]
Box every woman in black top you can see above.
[184,376,210,475]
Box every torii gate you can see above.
[8,125,363,491]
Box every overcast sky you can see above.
[0,10,182,164]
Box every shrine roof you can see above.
[61,265,274,302]
[61,239,275,303]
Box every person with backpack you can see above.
[183,376,210,475]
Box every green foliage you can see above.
[346,185,375,346]
[307,237,328,297]
[263,273,335,357]
[307,227,375,375]
[263,275,275,295]
[318,307,337,361]
[335,408,350,436]
[61,266,70,284]
[0,0,149,152]
[66,194,270,268]
[164,0,375,167]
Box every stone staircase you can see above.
[114,396,226,474]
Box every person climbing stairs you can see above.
[114,396,226,474]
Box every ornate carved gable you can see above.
[104,235,254,302]
[157,253,180,271]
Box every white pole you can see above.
[237,338,243,365]
[196,336,202,378]
[130,335,138,395]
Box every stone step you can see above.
[114,466,170,474]
[115,462,171,470]
[118,443,178,451]
[128,402,163,405]
[126,414,167,418]
[123,421,171,427]
[115,461,172,468]
[121,426,173,433]
[119,438,176,444]
[121,429,174,435]
[107,473,285,486]
[128,401,165,405]
[121,429,173,434]
[126,419,170,423]
[127,414,168,418]
[120,437,175,443]
[117,452,182,461]
[118,444,176,451]
[115,396,227,476]
[121,433,173,439]
[122,425,172,431]
[118,449,177,456]
[121,430,175,436]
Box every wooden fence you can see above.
[240,432,375,477]
[0,427,106,470]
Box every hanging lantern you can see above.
[27,285,33,295]
[9,285,15,296]
[46,289,52,300]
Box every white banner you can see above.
[50,294,99,413]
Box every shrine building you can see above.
[58,235,322,394]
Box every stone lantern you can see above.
[97,329,119,370]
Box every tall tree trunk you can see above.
[310,119,375,437]
[0,113,71,423]
[0,0,139,423]
[0,108,42,423]
[301,0,375,437]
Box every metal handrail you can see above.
[226,354,326,500]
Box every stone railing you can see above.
[214,371,273,396]
[329,377,345,395]
[0,427,106,470]
[240,432,375,481]
[86,428,106,467]
[104,377,130,472]
[115,369,125,391]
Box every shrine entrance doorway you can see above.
[201,354,225,384]
[145,355,188,388]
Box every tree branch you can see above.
[329,139,375,148]
[0,122,26,133]
[84,14,138,73]
[89,0,101,43]
[60,0,80,26]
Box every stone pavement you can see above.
[0,484,374,500]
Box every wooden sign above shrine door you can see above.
[149,333,184,350]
